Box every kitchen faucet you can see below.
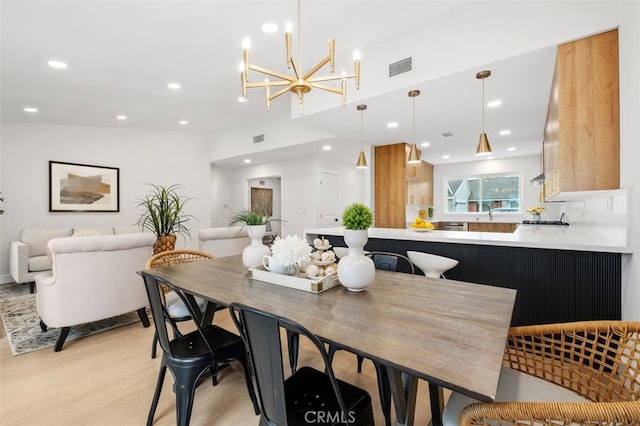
[488,209,493,221]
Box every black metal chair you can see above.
[140,271,259,426]
[230,302,374,426]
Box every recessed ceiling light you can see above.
[487,100,502,108]
[167,82,181,90]
[420,142,430,147]
[23,107,38,113]
[238,96,248,103]
[244,159,251,164]
[387,122,399,129]
[116,115,127,120]
[442,155,450,159]
[507,147,516,152]
[322,145,331,151]
[47,60,68,69]
[179,120,188,125]
[262,22,278,33]
[499,129,511,136]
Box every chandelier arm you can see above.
[302,55,331,81]
[308,73,356,83]
[289,56,301,79]
[268,86,291,101]
[309,82,344,95]
[245,80,290,88]
[249,65,296,82]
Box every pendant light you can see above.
[407,90,421,163]
[356,104,368,169]
[475,70,493,156]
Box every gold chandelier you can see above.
[240,0,361,114]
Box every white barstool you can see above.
[407,251,459,278]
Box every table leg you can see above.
[386,367,418,426]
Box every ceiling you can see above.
[1,1,557,167]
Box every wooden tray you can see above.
[248,265,339,293]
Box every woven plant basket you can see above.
[153,235,177,254]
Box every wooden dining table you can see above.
[139,254,516,426]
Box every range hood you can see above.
[529,172,545,185]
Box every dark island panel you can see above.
[318,234,621,326]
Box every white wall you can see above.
[210,153,364,237]
[0,123,211,282]
[618,1,640,320]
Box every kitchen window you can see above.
[446,173,521,214]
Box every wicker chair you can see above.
[145,249,215,359]
[447,320,640,426]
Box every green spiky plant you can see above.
[227,199,286,231]
[136,183,194,240]
[342,203,373,230]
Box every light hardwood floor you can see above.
[0,308,438,425]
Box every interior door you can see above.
[318,171,339,226]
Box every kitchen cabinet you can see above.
[375,143,433,228]
[468,222,517,233]
[543,29,619,201]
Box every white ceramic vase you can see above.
[242,225,271,268]
[337,229,375,292]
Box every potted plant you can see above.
[338,203,375,291]
[228,204,286,268]
[136,183,194,253]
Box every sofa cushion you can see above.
[442,366,589,426]
[113,225,141,235]
[72,227,114,236]
[29,255,53,272]
[21,228,73,257]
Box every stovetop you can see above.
[521,220,570,226]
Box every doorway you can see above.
[248,176,282,235]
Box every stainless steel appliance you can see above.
[440,222,468,231]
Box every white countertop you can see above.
[304,224,631,253]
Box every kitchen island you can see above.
[304,224,629,326]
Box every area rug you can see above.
[0,282,146,356]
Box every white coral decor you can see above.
[270,235,312,268]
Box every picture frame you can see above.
[49,161,120,212]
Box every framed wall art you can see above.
[49,161,120,212]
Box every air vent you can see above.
[253,134,265,143]
[259,180,266,186]
[442,132,454,138]
[388,57,413,78]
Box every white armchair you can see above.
[10,228,73,292]
[35,233,156,351]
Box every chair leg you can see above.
[373,361,392,426]
[175,367,208,426]
[147,364,167,426]
[54,327,71,352]
[29,282,35,293]
[151,331,159,359]
[237,355,260,414]
[40,320,48,332]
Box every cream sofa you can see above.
[35,232,156,351]
[198,226,251,257]
[10,225,140,292]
